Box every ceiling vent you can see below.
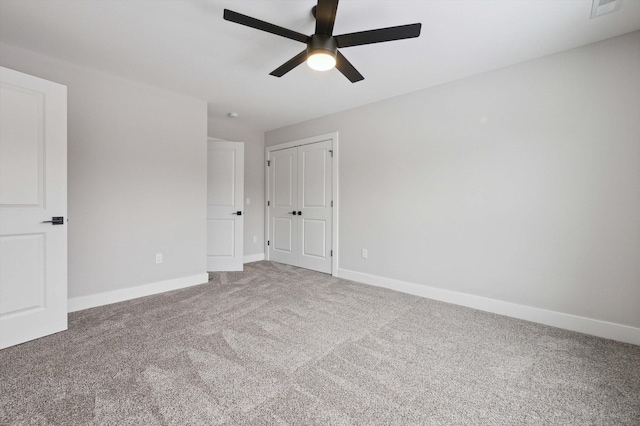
[591,0,622,19]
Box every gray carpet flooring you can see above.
[1,261,639,425]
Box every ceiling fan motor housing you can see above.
[307,34,337,58]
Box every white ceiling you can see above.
[1,0,639,133]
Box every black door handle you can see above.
[288,211,297,215]
[43,217,64,225]
[232,211,242,216]
[297,211,302,216]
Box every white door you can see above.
[0,67,68,349]
[296,141,332,273]
[269,147,298,266]
[268,140,332,274]
[207,140,244,271]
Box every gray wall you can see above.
[207,118,265,257]
[0,43,208,299]
[266,32,640,328]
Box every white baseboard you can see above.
[244,253,265,263]
[68,273,209,313]
[336,268,640,346]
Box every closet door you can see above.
[296,140,332,273]
[267,140,332,274]
[269,147,298,266]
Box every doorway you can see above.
[207,139,244,271]
[265,133,338,275]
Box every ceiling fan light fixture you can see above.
[306,34,338,71]
[307,51,336,71]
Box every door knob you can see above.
[297,211,302,216]
[288,211,297,215]
[232,211,242,216]
[42,217,64,225]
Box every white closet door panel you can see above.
[273,218,293,252]
[274,153,294,207]
[300,148,327,207]
[301,219,326,258]
[297,140,332,273]
[269,147,298,266]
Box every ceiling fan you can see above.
[223,0,422,83]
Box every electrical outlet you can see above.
[246,198,251,205]
[156,253,163,264]
[253,236,257,243]
[362,249,368,258]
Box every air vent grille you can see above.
[591,0,622,18]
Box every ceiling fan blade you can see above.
[335,23,421,48]
[315,0,339,36]
[270,50,309,77]
[224,9,308,44]
[335,51,364,83]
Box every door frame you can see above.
[265,132,339,276]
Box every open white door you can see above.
[207,140,244,271]
[0,67,68,349]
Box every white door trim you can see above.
[265,132,339,276]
